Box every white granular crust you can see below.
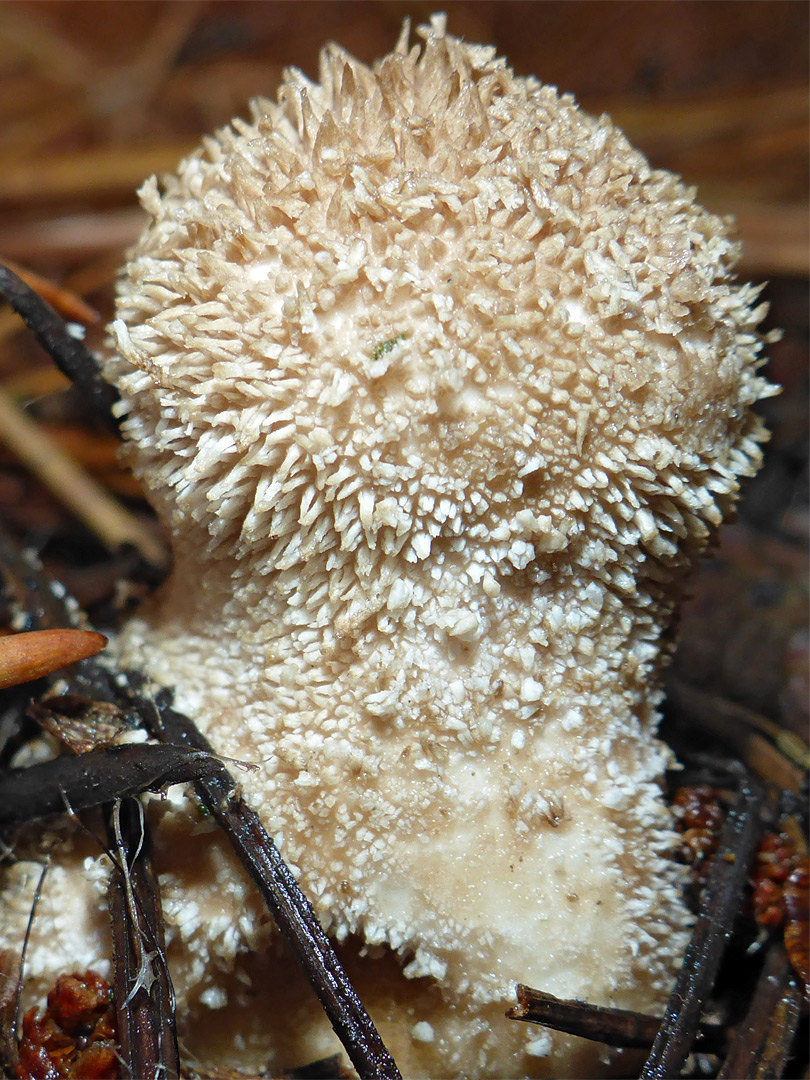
[2,16,774,1079]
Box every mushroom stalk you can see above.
[1,17,774,1078]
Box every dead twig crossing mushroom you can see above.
[0,742,219,829]
[0,262,120,434]
[106,795,180,1080]
[507,985,726,1054]
[717,944,804,1080]
[0,525,401,1080]
[641,775,765,1079]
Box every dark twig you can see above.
[0,529,401,1080]
[133,686,401,1080]
[756,980,805,1079]
[107,796,179,1080]
[640,774,764,1079]
[507,985,726,1053]
[0,742,219,829]
[14,860,49,1049]
[718,944,803,1079]
[0,262,121,433]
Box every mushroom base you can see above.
[179,937,647,1079]
[101,553,694,1078]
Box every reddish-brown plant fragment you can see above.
[672,785,727,888]
[15,972,118,1080]
[782,858,809,1001]
[750,832,797,927]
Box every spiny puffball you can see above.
[4,16,774,1079]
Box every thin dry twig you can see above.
[0,208,145,263]
[600,86,808,150]
[0,392,166,566]
[0,948,20,1074]
[0,250,122,347]
[755,982,805,1079]
[0,262,119,430]
[640,775,764,1079]
[0,259,100,326]
[113,681,403,1080]
[107,795,180,1080]
[0,261,168,565]
[507,984,726,1053]
[0,742,218,829]
[718,943,803,1079]
[714,200,809,278]
[0,861,50,1075]
[0,523,402,1080]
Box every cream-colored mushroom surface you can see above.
[3,16,774,1079]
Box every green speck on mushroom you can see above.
[371,334,406,362]
[1,15,776,1079]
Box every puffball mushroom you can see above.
[3,16,774,1079]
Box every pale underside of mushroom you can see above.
[1,17,774,1079]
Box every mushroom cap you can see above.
[108,16,772,589]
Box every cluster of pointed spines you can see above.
[110,17,772,616]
